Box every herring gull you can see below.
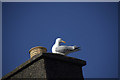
[52,38,80,55]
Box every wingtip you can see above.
[75,47,80,49]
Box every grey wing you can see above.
[55,46,74,53]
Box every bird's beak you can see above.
[62,41,66,43]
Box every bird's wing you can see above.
[55,46,77,53]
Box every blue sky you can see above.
[2,2,118,78]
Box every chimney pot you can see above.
[29,46,47,58]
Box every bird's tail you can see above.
[73,46,80,50]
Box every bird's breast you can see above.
[52,45,57,53]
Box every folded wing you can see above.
[55,45,80,54]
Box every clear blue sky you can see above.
[2,2,118,78]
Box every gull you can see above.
[52,38,80,55]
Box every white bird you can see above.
[52,38,80,55]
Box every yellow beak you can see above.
[62,41,66,43]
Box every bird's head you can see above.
[56,38,66,43]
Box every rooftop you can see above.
[2,53,86,79]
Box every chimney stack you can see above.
[29,46,47,58]
[2,47,86,79]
